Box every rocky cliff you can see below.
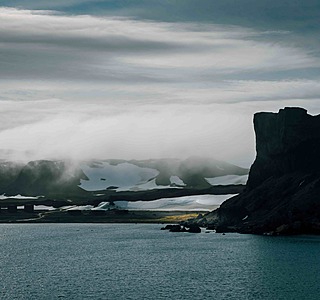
[197,107,320,235]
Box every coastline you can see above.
[0,209,205,224]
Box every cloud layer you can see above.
[0,7,319,166]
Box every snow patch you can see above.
[79,162,159,191]
[65,194,236,212]
[205,175,248,186]
[99,194,235,211]
[170,176,186,186]
[0,194,43,200]
[91,202,114,210]
[34,205,56,211]
[67,205,93,211]
[117,178,173,192]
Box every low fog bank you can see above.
[1,101,319,168]
[0,103,256,168]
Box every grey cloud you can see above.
[0,32,184,53]
[0,8,318,84]
[0,0,106,10]
[0,7,320,166]
[0,45,175,83]
[4,1,320,33]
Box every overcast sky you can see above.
[0,1,319,167]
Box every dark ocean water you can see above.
[0,224,319,300]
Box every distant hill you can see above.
[0,157,248,202]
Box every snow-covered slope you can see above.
[0,158,248,197]
[206,175,248,186]
[112,194,234,211]
[66,194,236,211]
[79,159,248,192]
[79,162,160,191]
[170,176,186,186]
[116,178,174,191]
[79,162,190,192]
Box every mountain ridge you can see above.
[0,157,248,205]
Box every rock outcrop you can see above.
[161,224,201,233]
[247,107,320,189]
[199,107,320,235]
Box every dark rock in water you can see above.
[196,107,320,235]
[169,225,183,232]
[161,225,173,230]
[161,224,183,232]
[187,225,201,233]
[161,224,181,230]
[162,224,201,233]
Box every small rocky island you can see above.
[189,107,320,235]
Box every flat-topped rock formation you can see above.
[247,107,320,189]
[196,107,320,235]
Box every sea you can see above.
[0,224,319,300]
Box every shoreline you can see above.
[0,209,204,224]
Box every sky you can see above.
[0,1,319,167]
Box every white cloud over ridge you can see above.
[0,7,319,166]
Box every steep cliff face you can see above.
[247,107,320,189]
[199,107,320,235]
